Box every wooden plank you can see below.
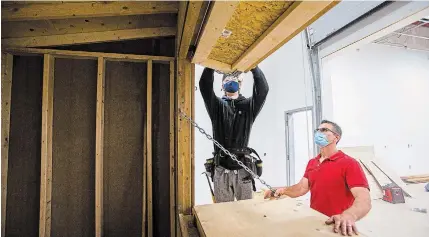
[2,1,179,21]
[191,1,239,65]
[2,14,177,38]
[147,60,153,237]
[194,198,369,237]
[359,159,392,189]
[2,27,176,47]
[4,47,174,62]
[177,59,193,215]
[1,53,13,237]
[371,160,415,197]
[179,214,189,237]
[95,57,105,237]
[39,54,54,237]
[178,1,204,59]
[196,59,232,72]
[232,1,338,71]
[190,63,195,208]
[193,209,207,237]
[169,61,176,237]
[176,1,188,56]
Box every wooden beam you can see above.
[176,1,188,56]
[2,27,176,48]
[232,1,339,71]
[2,14,177,39]
[39,54,54,237]
[191,1,239,66]
[95,57,105,237]
[176,59,193,215]
[178,1,204,59]
[2,1,179,21]
[190,63,195,208]
[169,61,176,237]
[3,48,174,62]
[146,60,153,237]
[1,53,13,237]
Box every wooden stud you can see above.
[143,105,147,237]
[146,60,153,237]
[2,27,176,48]
[176,1,188,56]
[95,57,105,237]
[176,59,193,215]
[190,63,195,208]
[232,1,339,71]
[2,1,179,21]
[191,1,239,66]
[1,53,13,237]
[169,61,176,237]
[4,48,174,63]
[178,1,204,59]
[39,54,54,237]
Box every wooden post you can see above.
[95,57,105,237]
[1,53,13,237]
[169,61,176,237]
[176,59,193,215]
[146,60,153,237]
[40,54,54,237]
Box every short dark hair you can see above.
[320,119,342,137]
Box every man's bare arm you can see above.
[343,187,372,221]
[264,177,309,198]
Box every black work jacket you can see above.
[199,67,269,169]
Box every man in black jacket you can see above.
[199,66,269,202]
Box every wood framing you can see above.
[2,27,176,48]
[176,1,188,56]
[1,53,13,237]
[190,1,338,72]
[169,61,176,237]
[178,1,204,59]
[146,60,153,237]
[191,1,240,66]
[176,59,193,215]
[95,57,105,237]
[233,1,338,71]
[2,1,179,21]
[3,48,174,62]
[40,54,54,237]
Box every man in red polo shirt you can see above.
[264,120,371,236]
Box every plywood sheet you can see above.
[103,61,146,237]
[194,198,369,237]
[6,55,43,237]
[208,1,292,64]
[51,58,97,237]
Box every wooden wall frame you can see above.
[1,47,175,237]
[1,53,13,237]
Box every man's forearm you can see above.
[276,184,305,198]
[343,196,371,221]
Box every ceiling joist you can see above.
[1,1,179,22]
[2,27,176,48]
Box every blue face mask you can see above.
[314,131,330,147]
[223,81,239,93]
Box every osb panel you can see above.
[6,55,43,237]
[103,61,145,237]
[207,1,292,65]
[51,58,97,237]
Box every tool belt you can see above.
[204,147,263,191]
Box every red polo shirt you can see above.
[303,150,369,217]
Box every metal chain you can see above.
[179,110,276,194]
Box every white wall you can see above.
[194,33,314,205]
[322,43,429,176]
